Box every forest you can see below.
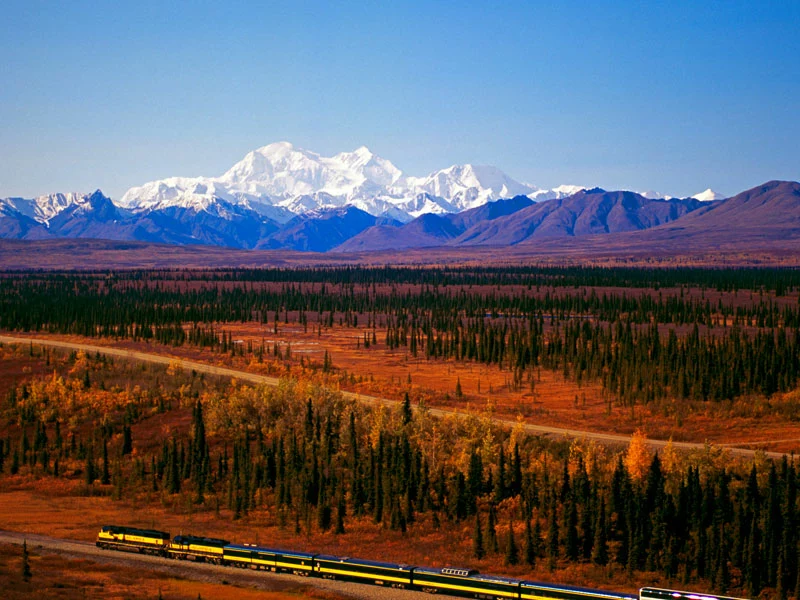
[2,265,800,598]
[0,346,794,599]
[2,267,799,408]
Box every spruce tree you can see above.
[335,496,346,534]
[168,439,180,494]
[487,503,499,553]
[565,499,579,561]
[84,445,95,485]
[401,392,412,425]
[548,504,559,571]
[473,511,485,559]
[718,545,729,594]
[505,517,519,566]
[317,489,332,532]
[122,424,133,455]
[524,516,536,566]
[21,539,31,581]
[795,540,800,600]
[592,498,609,566]
[101,438,110,485]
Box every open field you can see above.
[3,237,800,270]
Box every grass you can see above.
[0,542,348,599]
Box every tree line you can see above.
[2,371,799,598]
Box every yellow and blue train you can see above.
[96,525,747,600]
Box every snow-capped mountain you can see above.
[119,142,577,223]
[637,190,674,200]
[0,192,98,225]
[529,184,586,202]
[692,188,726,201]
[404,164,534,211]
[635,188,725,202]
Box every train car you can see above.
[314,554,413,588]
[521,580,638,600]
[640,589,750,600]
[93,525,735,600]
[412,566,520,599]
[168,534,230,563]
[95,525,170,555]
[222,543,317,575]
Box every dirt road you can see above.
[0,334,787,459]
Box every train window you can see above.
[441,567,477,577]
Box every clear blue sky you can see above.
[2,0,798,199]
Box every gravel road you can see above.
[0,529,448,599]
[0,334,788,459]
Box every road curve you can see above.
[0,529,439,600]
[0,334,787,459]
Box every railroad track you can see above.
[0,529,436,600]
[0,334,788,459]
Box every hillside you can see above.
[336,195,534,251]
[455,189,707,246]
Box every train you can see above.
[96,525,748,600]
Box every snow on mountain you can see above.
[0,191,107,225]
[528,184,585,202]
[637,190,673,200]
[119,142,556,222]
[635,188,725,202]
[404,164,536,211]
[692,188,726,201]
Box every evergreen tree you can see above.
[524,516,536,566]
[101,438,110,485]
[335,496,346,534]
[401,392,412,425]
[84,445,95,485]
[487,503,499,553]
[317,491,332,531]
[747,512,762,597]
[505,517,519,566]
[473,511,485,559]
[168,439,180,494]
[565,499,579,560]
[122,424,133,455]
[592,498,609,566]
[548,503,559,571]
[11,448,19,475]
[21,539,32,581]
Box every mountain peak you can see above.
[255,140,295,153]
[638,190,672,200]
[117,141,570,221]
[692,188,726,201]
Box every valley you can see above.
[1,266,800,599]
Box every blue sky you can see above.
[2,1,798,199]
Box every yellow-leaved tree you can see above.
[625,428,652,483]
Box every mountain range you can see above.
[116,141,583,224]
[3,142,796,256]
